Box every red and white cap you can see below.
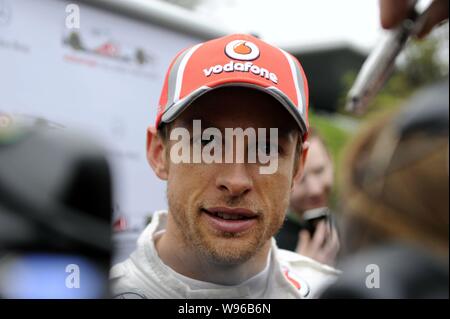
[155,34,309,137]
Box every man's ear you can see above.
[292,140,309,186]
[147,126,169,180]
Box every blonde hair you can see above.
[339,109,449,257]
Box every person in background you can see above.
[276,129,339,266]
[321,0,448,298]
[321,80,448,298]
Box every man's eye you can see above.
[193,136,215,146]
[314,166,325,175]
[258,142,279,155]
[201,137,214,146]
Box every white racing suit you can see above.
[110,211,340,299]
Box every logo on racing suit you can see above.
[282,267,310,298]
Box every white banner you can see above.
[0,0,204,259]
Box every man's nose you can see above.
[215,163,253,197]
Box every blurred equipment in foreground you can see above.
[323,79,449,298]
[346,0,423,114]
[0,115,112,298]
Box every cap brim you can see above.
[160,81,308,135]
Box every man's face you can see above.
[290,137,333,215]
[163,87,302,265]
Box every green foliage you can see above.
[402,38,447,87]
[317,35,448,209]
[309,112,352,165]
[338,37,448,119]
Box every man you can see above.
[275,130,339,266]
[110,34,340,299]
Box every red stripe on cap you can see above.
[156,48,188,127]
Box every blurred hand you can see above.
[379,0,449,38]
[296,220,340,267]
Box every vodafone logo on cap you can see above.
[202,39,278,84]
[225,40,260,61]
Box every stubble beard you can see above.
[166,186,285,266]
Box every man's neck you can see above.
[154,213,271,286]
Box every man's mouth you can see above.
[201,207,258,233]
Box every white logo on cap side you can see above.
[174,43,203,103]
[225,40,260,61]
[280,49,304,115]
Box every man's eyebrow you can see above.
[177,118,298,137]
[179,118,214,130]
[274,127,299,138]
[277,128,292,136]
